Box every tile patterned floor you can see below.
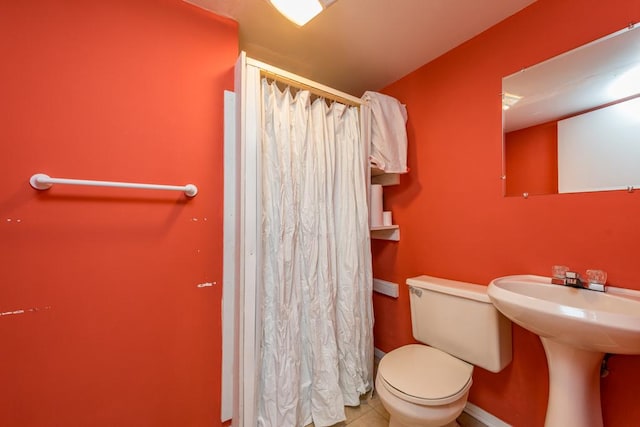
[307,392,488,427]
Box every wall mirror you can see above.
[502,24,640,197]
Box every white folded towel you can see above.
[362,91,408,174]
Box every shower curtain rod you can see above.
[247,57,363,107]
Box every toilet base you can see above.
[376,375,468,427]
[389,417,460,427]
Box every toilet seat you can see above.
[378,344,473,406]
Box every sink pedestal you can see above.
[489,275,640,426]
[540,337,604,427]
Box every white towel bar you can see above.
[29,173,198,197]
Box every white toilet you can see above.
[375,275,512,427]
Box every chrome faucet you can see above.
[551,266,607,292]
[564,271,584,288]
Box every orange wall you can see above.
[0,1,237,426]
[373,0,640,426]
[505,121,558,196]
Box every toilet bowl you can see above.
[375,344,472,427]
[374,275,513,427]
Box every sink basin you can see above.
[488,275,640,427]
[488,274,640,354]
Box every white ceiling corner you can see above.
[186,0,537,96]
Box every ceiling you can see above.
[185,0,536,97]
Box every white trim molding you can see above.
[464,402,512,427]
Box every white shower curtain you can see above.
[258,79,373,427]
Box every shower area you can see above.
[223,54,375,427]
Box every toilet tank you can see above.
[406,275,512,373]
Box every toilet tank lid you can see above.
[406,275,490,303]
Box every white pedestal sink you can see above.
[488,275,640,427]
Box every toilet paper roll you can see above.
[370,184,384,227]
[383,211,393,226]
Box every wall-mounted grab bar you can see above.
[29,173,198,197]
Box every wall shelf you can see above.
[370,225,400,241]
[370,165,401,241]
[371,167,400,186]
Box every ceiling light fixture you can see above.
[502,92,522,110]
[268,0,337,27]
